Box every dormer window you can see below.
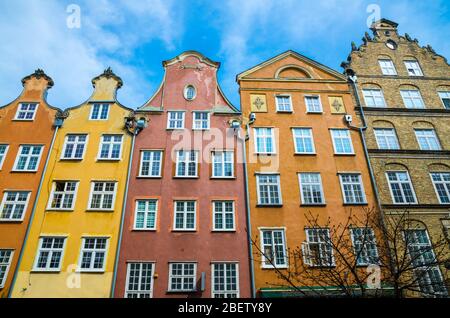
[15,103,38,121]
[404,60,423,76]
[184,85,196,101]
[90,103,110,120]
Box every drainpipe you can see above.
[8,122,61,298]
[110,126,139,298]
[239,121,256,298]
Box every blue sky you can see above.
[0,0,449,110]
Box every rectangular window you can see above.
[275,95,292,112]
[430,173,450,204]
[173,201,196,231]
[303,228,334,267]
[213,201,235,231]
[401,90,425,109]
[339,174,367,204]
[386,172,417,204]
[47,181,78,210]
[13,145,43,171]
[193,112,210,130]
[378,59,397,75]
[125,262,154,298]
[298,173,325,205]
[175,150,198,177]
[330,129,354,154]
[61,135,87,160]
[139,150,162,177]
[438,91,450,109]
[404,61,423,76]
[405,230,447,296]
[98,135,123,160]
[90,103,110,120]
[33,237,66,271]
[350,228,379,266]
[15,103,38,120]
[88,181,117,211]
[212,263,239,298]
[362,89,387,108]
[167,111,185,129]
[0,191,30,221]
[79,237,108,272]
[0,250,13,288]
[374,128,400,150]
[134,200,158,230]
[212,151,234,178]
[260,229,287,268]
[414,129,441,150]
[254,128,275,154]
[168,263,196,292]
[305,96,322,113]
[292,128,315,154]
[256,174,282,206]
[0,145,9,169]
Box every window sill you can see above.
[255,153,277,156]
[136,176,162,179]
[0,219,24,223]
[132,229,157,232]
[12,119,35,122]
[77,270,106,274]
[210,176,236,180]
[166,290,197,294]
[60,158,83,162]
[334,153,356,157]
[300,204,326,207]
[173,176,199,179]
[172,230,197,233]
[261,266,288,270]
[276,110,293,113]
[166,128,185,131]
[10,170,38,173]
[86,209,115,212]
[96,158,121,162]
[343,203,368,206]
[306,111,323,114]
[31,270,61,273]
[256,204,283,208]
[294,153,316,156]
[192,128,210,131]
[46,209,74,212]
[212,230,236,233]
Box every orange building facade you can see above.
[0,70,60,297]
[237,51,381,297]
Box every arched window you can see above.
[184,85,196,101]
[362,84,387,108]
[378,57,397,75]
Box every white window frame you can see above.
[87,181,118,211]
[138,150,163,178]
[292,128,315,154]
[374,128,400,150]
[303,228,335,267]
[260,228,288,269]
[253,128,276,155]
[167,111,185,130]
[339,173,367,204]
[89,103,110,120]
[330,129,354,155]
[404,60,423,76]
[97,135,123,160]
[133,200,158,230]
[0,144,9,170]
[386,171,418,204]
[168,262,197,292]
[192,111,210,130]
[12,145,44,172]
[430,172,450,204]
[414,129,441,151]
[304,95,323,113]
[78,237,109,272]
[124,262,155,298]
[184,85,196,101]
[212,201,236,231]
[438,91,450,109]
[401,90,425,109]
[362,89,387,108]
[256,174,282,206]
[61,134,88,160]
[173,201,197,231]
[0,191,31,222]
[14,103,39,121]
[275,95,293,112]
[298,173,325,205]
[211,151,234,178]
[211,263,240,298]
[378,59,397,75]
[350,228,379,266]
[175,150,198,178]
[46,181,79,211]
[0,249,14,288]
[32,236,67,272]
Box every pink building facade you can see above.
[114,51,251,298]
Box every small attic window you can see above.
[184,85,196,101]
[386,40,397,50]
[384,31,391,36]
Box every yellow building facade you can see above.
[11,69,134,297]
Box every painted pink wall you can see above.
[114,53,251,298]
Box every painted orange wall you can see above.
[0,73,58,297]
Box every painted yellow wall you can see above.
[11,76,132,298]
